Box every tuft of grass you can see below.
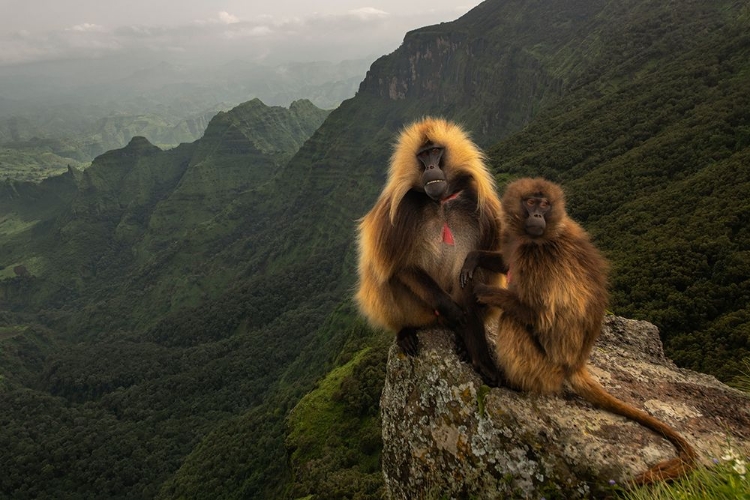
[620,449,749,500]
[729,358,750,394]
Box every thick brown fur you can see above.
[463,177,697,484]
[355,117,504,384]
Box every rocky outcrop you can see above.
[380,316,750,499]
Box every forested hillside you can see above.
[484,0,750,380]
[1,0,748,498]
[0,98,336,497]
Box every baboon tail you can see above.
[568,368,697,484]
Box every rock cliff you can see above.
[380,316,750,498]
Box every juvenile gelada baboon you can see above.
[461,177,697,484]
[355,117,504,385]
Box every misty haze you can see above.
[0,1,478,179]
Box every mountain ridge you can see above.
[0,99,330,315]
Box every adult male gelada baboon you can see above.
[356,117,504,385]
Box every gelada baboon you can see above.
[355,117,503,385]
[461,177,696,483]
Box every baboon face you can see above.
[521,194,551,236]
[502,178,565,239]
[385,117,496,226]
[417,143,447,200]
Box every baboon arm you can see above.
[474,284,537,326]
[395,267,464,326]
[460,250,508,288]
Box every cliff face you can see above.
[380,316,750,498]
[356,17,566,146]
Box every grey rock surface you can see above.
[380,316,750,499]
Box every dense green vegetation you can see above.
[0,98,338,497]
[0,0,748,498]
[285,332,388,499]
[486,2,750,380]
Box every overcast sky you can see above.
[0,1,483,68]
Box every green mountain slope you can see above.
[485,1,750,380]
[81,107,226,158]
[1,98,330,314]
[0,99,336,498]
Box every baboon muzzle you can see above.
[418,146,447,200]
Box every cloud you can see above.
[193,11,240,26]
[217,11,240,24]
[68,23,106,32]
[222,25,273,39]
[0,4,470,68]
[347,7,389,20]
[0,25,123,66]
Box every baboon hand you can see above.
[460,252,480,288]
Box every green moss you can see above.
[477,384,491,417]
[284,332,389,499]
[286,348,370,462]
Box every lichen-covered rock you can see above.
[380,316,750,499]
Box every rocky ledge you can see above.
[380,316,750,498]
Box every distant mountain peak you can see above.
[289,99,316,110]
[124,136,161,154]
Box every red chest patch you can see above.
[442,222,455,245]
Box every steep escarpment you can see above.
[356,1,580,146]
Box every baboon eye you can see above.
[540,200,550,208]
[525,199,535,206]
